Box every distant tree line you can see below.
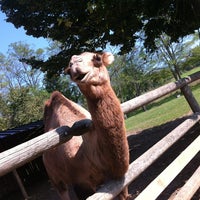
[0,37,200,130]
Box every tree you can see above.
[0,42,49,130]
[1,0,200,77]
[0,87,49,130]
[0,42,45,90]
[0,41,86,130]
[183,45,200,69]
[155,33,196,80]
[109,43,170,103]
[44,74,85,105]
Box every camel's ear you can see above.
[102,52,114,67]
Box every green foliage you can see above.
[0,87,49,130]
[0,42,50,130]
[183,46,200,70]
[148,68,172,88]
[0,94,8,130]
[1,0,200,77]
[110,48,172,103]
[44,74,85,105]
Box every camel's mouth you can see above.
[75,73,87,81]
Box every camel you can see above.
[43,52,130,200]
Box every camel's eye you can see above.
[93,54,102,67]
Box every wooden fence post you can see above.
[180,84,200,113]
[12,169,29,200]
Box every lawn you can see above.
[125,69,200,133]
[182,66,200,77]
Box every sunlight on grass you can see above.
[125,81,200,133]
[182,67,200,77]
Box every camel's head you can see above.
[65,52,114,86]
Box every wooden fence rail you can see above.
[135,135,200,200]
[0,119,92,177]
[172,165,200,200]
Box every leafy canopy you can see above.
[1,0,200,77]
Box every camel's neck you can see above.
[87,87,123,130]
[82,84,121,124]
[82,84,129,177]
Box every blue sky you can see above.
[0,11,49,55]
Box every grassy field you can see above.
[125,68,200,133]
[181,66,200,77]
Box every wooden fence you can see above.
[87,114,200,200]
[0,71,200,199]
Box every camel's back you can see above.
[42,91,93,191]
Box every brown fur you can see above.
[43,52,130,200]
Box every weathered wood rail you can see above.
[172,166,200,200]
[0,119,93,177]
[0,71,200,199]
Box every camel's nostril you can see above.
[69,62,73,68]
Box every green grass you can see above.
[125,69,200,133]
[182,66,200,77]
